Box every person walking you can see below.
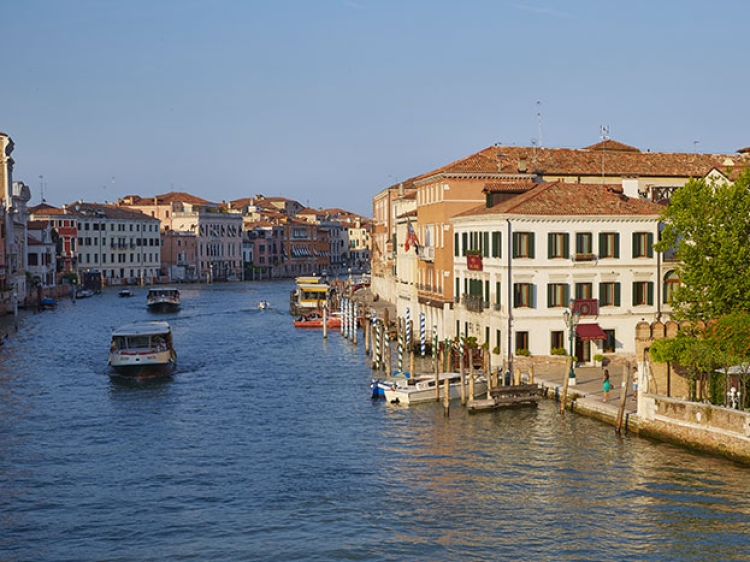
[602,369,611,402]
[632,366,639,399]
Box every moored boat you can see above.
[147,287,180,312]
[108,321,177,377]
[258,300,270,310]
[118,288,134,297]
[289,276,330,316]
[382,372,487,405]
[293,310,342,329]
[39,298,58,310]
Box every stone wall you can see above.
[640,395,750,464]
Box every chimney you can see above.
[518,155,527,173]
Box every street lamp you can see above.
[563,307,580,385]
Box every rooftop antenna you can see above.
[38,175,45,203]
[600,125,610,186]
[536,101,543,148]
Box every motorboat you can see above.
[382,372,487,405]
[289,276,330,316]
[108,321,177,377]
[39,298,58,310]
[293,310,342,329]
[118,288,134,298]
[76,289,95,298]
[258,300,270,310]
[147,287,181,312]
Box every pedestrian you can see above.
[602,369,611,402]
[632,366,639,399]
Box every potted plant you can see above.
[593,353,605,367]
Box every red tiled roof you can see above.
[415,140,750,180]
[457,181,664,218]
[484,180,539,193]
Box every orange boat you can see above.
[293,311,342,329]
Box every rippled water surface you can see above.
[1,281,749,561]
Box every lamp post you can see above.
[563,307,580,386]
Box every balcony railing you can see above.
[462,294,485,313]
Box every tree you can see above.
[656,170,750,321]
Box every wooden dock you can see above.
[467,384,542,413]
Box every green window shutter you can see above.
[647,282,654,305]
[547,233,554,259]
[495,282,501,305]
[483,232,489,257]
[547,284,553,308]
[598,232,606,256]
[492,231,501,258]
[454,233,459,256]
[647,232,654,258]
[529,232,535,258]
[563,233,570,258]
[531,284,536,309]
[484,280,489,302]
[462,232,468,256]
[631,282,637,306]
[564,284,570,305]
[632,232,638,258]
[614,233,620,258]
[455,278,459,300]
[614,282,621,306]
[598,282,605,307]
[512,232,519,257]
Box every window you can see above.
[547,283,569,308]
[551,331,565,352]
[603,329,616,353]
[599,282,621,307]
[513,283,534,308]
[632,281,654,305]
[512,232,535,258]
[491,231,502,258]
[548,233,569,259]
[663,270,679,304]
[598,233,620,258]
[515,331,529,353]
[633,232,654,258]
[575,232,594,260]
[575,282,593,300]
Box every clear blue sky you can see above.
[3,0,749,216]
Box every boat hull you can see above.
[383,374,488,405]
[147,302,180,313]
[108,350,176,377]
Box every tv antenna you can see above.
[536,101,543,148]
[600,125,609,185]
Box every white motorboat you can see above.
[108,321,177,377]
[147,287,181,312]
[382,372,487,405]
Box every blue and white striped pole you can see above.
[340,297,346,338]
[397,326,404,373]
[420,312,426,358]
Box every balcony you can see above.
[419,246,434,262]
[462,294,485,313]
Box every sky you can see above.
[3,0,749,217]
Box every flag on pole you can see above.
[404,221,420,253]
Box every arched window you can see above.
[663,270,680,304]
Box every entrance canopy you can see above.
[576,323,607,341]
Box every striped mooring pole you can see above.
[420,312,426,358]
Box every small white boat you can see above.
[76,289,95,298]
[147,287,180,312]
[118,289,134,298]
[382,372,488,405]
[258,300,270,310]
[108,321,177,377]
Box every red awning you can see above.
[576,323,607,341]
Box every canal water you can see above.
[1,281,749,561]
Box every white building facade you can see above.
[451,182,669,370]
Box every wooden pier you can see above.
[467,383,541,413]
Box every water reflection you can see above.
[1,282,750,561]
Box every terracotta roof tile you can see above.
[456,182,664,219]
